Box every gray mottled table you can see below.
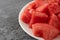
[0,0,36,40]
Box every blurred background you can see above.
[0,0,36,40]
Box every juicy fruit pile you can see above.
[20,0,60,40]
[32,23,59,40]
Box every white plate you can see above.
[18,1,60,40]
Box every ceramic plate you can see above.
[18,1,60,40]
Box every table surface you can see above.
[0,0,36,40]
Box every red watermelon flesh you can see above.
[49,14,60,30]
[57,14,60,21]
[34,0,59,7]
[48,0,59,3]
[48,3,60,15]
[29,9,35,14]
[20,9,31,24]
[32,23,59,40]
[29,12,48,28]
[36,3,50,15]
[34,0,48,7]
[47,0,59,15]
[20,2,37,24]
[26,1,37,10]
[58,0,60,5]
[34,0,60,15]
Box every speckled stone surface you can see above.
[0,0,36,40]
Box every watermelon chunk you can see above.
[29,12,48,28]
[34,0,59,7]
[34,0,48,7]
[20,2,36,24]
[36,3,49,15]
[20,9,31,24]
[27,1,37,10]
[32,23,59,40]
[48,3,60,15]
[49,14,60,30]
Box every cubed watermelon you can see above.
[20,9,31,24]
[49,14,60,30]
[34,0,48,7]
[32,23,59,40]
[29,12,48,28]
[36,3,49,15]
[20,2,37,24]
[27,1,37,10]
[48,3,60,15]
[34,0,59,7]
